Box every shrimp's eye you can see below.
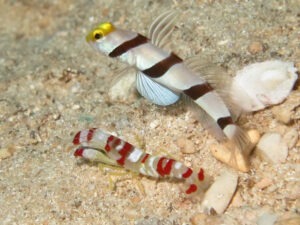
[94,31,103,40]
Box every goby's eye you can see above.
[94,31,103,40]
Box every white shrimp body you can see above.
[73,128,210,195]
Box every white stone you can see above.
[231,60,298,112]
[201,170,238,214]
[257,132,288,163]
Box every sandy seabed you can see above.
[0,0,299,224]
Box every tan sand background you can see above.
[0,0,299,224]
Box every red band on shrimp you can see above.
[105,135,115,152]
[116,142,133,165]
[157,158,174,176]
[73,131,81,145]
[185,184,197,194]
[182,168,193,178]
[141,153,150,163]
[87,128,96,142]
[198,168,205,181]
[74,148,84,157]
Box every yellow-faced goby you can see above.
[86,11,251,158]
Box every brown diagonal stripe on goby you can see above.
[142,53,183,78]
[217,116,234,129]
[109,34,148,57]
[183,83,213,100]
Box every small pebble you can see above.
[212,129,256,172]
[283,182,300,200]
[248,41,264,54]
[210,143,250,172]
[201,170,238,214]
[190,213,207,225]
[149,120,159,129]
[275,216,300,225]
[255,178,273,190]
[177,138,197,154]
[0,147,14,160]
[257,212,278,225]
[257,132,288,164]
[283,128,299,149]
[230,190,244,208]
[124,208,139,220]
[190,213,223,225]
[108,72,136,102]
[272,107,293,124]
[248,129,261,146]
[135,217,160,225]
[272,92,300,124]
[72,104,80,110]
